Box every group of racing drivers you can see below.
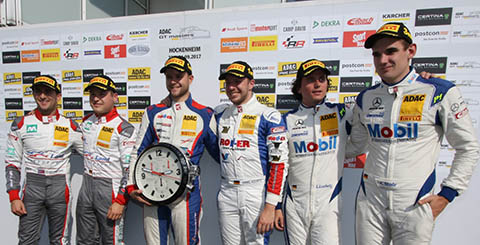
[5,22,480,245]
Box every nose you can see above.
[379,53,389,64]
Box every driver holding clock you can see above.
[127,56,219,245]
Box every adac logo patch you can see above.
[399,94,425,121]
[53,125,70,146]
[181,115,197,130]
[26,124,38,133]
[320,113,338,136]
[239,114,257,134]
[97,126,114,148]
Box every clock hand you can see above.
[142,168,180,180]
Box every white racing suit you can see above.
[282,102,351,244]
[127,95,219,245]
[5,109,83,245]
[348,68,480,244]
[76,108,136,245]
[215,96,289,244]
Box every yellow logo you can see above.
[128,110,144,123]
[239,114,257,134]
[249,36,278,51]
[62,70,82,83]
[64,110,83,123]
[227,63,245,72]
[115,96,127,110]
[256,94,275,108]
[128,67,151,80]
[41,48,61,62]
[302,60,326,71]
[6,110,24,122]
[97,126,114,145]
[399,94,425,121]
[165,58,185,67]
[181,115,197,130]
[181,131,196,136]
[320,113,338,136]
[378,24,400,33]
[328,77,339,92]
[89,77,109,86]
[4,72,22,85]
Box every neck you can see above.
[37,108,57,116]
[171,92,190,103]
[234,92,253,106]
[383,68,411,85]
[302,98,324,107]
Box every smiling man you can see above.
[76,75,136,245]
[127,56,219,245]
[349,22,480,244]
[215,61,289,244]
[279,59,353,244]
[5,75,83,245]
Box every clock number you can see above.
[156,150,162,156]
[142,173,146,179]
[160,178,163,186]
[160,194,165,198]
[176,169,181,175]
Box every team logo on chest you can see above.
[399,94,425,121]
[53,125,69,147]
[181,114,197,136]
[97,126,114,148]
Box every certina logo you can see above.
[415,8,452,26]
[220,138,250,148]
[347,17,374,25]
[312,20,340,29]
[412,57,447,73]
[250,24,277,32]
[383,13,411,21]
[367,123,418,139]
[293,136,337,153]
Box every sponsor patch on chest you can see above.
[238,114,257,134]
[320,112,338,136]
[399,94,425,122]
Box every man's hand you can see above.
[129,189,152,206]
[107,202,125,220]
[257,203,275,234]
[274,209,284,231]
[418,195,449,219]
[11,199,27,216]
[419,71,436,79]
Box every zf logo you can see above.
[26,124,38,133]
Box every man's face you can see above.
[89,87,118,116]
[164,68,192,101]
[298,69,328,107]
[225,74,254,105]
[33,85,60,115]
[372,37,416,84]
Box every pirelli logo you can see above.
[165,57,185,66]
[378,24,400,32]
[53,142,68,147]
[400,94,425,121]
[320,113,339,136]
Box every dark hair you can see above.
[291,75,331,102]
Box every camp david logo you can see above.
[26,124,38,133]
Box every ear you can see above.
[248,79,255,91]
[407,43,417,59]
[56,92,62,101]
[188,74,194,85]
[113,92,119,103]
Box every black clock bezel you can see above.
[133,142,189,205]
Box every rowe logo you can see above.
[26,124,38,133]
[293,136,337,153]
[367,123,418,138]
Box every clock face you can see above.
[134,143,188,204]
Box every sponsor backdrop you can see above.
[1,0,479,244]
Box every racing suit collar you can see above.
[34,108,60,123]
[299,99,325,112]
[171,94,192,111]
[96,107,119,124]
[381,67,417,95]
[234,93,257,114]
